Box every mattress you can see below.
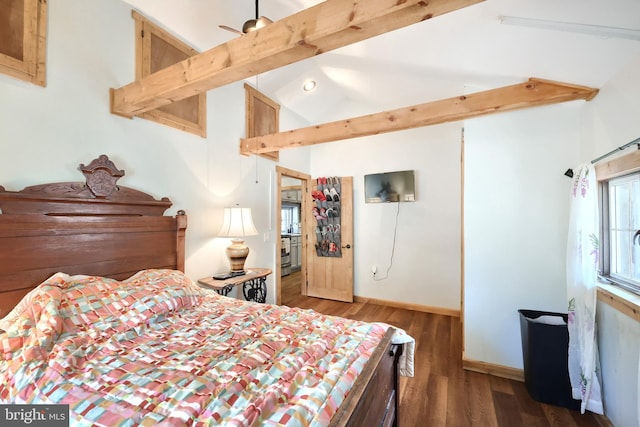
[0,269,388,426]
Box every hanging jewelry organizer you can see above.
[312,177,342,257]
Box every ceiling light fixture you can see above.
[303,80,317,92]
[499,15,640,41]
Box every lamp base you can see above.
[226,238,250,273]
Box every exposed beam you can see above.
[110,0,484,117]
[240,78,599,155]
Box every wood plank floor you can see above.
[280,271,610,427]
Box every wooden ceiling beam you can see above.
[110,0,484,118]
[240,78,599,155]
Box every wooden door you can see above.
[306,176,353,302]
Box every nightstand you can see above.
[198,268,272,303]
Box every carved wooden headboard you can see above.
[0,155,187,318]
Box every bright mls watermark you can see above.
[0,405,69,426]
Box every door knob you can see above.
[342,244,351,249]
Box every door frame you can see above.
[275,166,311,305]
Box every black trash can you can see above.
[518,309,581,410]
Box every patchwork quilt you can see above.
[0,270,388,426]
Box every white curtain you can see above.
[566,163,604,414]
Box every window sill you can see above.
[597,283,640,322]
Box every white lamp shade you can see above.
[218,207,258,237]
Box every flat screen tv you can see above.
[364,170,416,203]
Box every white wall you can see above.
[309,118,462,311]
[463,52,640,425]
[463,104,581,368]
[581,55,640,427]
[597,303,640,427]
[0,0,313,303]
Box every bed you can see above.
[0,155,409,426]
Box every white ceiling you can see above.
[123,0,640,124]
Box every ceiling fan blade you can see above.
[220,1,271,36]
[218,24,243,35]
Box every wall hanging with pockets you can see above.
[312,177,342,257]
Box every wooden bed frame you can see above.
[0,155,401,427]
[0,155,186,318]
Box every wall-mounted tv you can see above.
[364,170,416,203]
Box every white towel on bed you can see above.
[391,328,415,378]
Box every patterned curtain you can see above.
[566,163,604,414]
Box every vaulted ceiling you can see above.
[122,0,640,125]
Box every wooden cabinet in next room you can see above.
[290,235,302,271]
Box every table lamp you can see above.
[218,206,258,274]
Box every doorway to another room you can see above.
[276,168,355,305]
[276,166,311,305]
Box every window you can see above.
[245,83,280,162]
[0,0,47,86]
[132,11,206,137]
[598,152,640,294]
[281,205,300,234]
